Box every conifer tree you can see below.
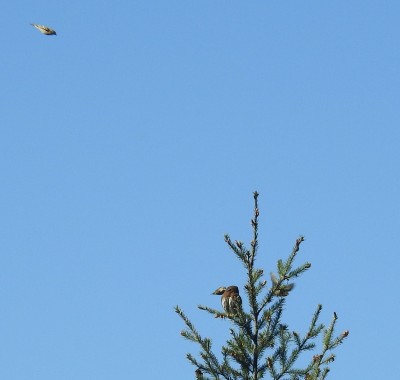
[175,192,348,380]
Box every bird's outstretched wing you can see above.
[270,272,295,297]
[31,24,57,35]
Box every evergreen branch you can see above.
[284,236,305,273]
[247,192,262,380]
[303,312,349,379]
[267,305,327,379]
[287,262,311,279]
[223,336,253,375]
[257,237,307,315]
[224,234,247,262]
[176,306,250,380]
[198,305,228,319]
[175,306,223,378]
[322,314,336,350]
[307,305,324,338]
[220,355,241,380]
[175,306,203,343]
[320,367,330,379]
[250,191,259,269]
[177,193,348,380]
[260,298,284,326]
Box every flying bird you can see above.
[212,286,242,315]
[270,272,295,297]
[31,24,57,35]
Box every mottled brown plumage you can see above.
[212,285,242,315]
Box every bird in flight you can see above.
[270,272,295,297]
[31,24,57,35]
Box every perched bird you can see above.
[270,272,295,297]
[212,286,242,315]
[31,24,57,35]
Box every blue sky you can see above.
[1,1,399,378]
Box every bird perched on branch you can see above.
[31,24,57,35]
[212,286,242,315]
[270,272,295,296]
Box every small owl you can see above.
[213,286,242,315]
[31,24,57,35]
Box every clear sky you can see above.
[1,1,399,378]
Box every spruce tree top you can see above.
[176,192,348,380]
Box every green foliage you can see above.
[175,192,348,380]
